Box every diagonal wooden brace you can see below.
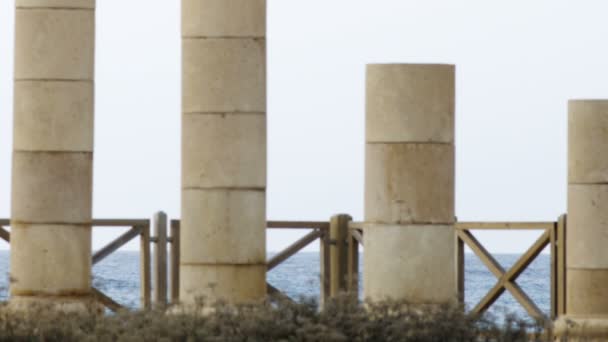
[267,282,294,303]
[350,229,364,246]
[0,226,10,243]
[458,229,550,319]
[92,287,125,312]
[267,229,322,271]
[92,225,143,265]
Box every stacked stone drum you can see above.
[180,0,267,304]
[556,100,608,338]
[11,0,96,308]
[363,64,457,303]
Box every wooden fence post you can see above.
[557,214,567,316]
[170,219,181,304]
[329,214,351,297]
[320,229,331,308]
[346,224,359,296]
[153,211,168,308]
[457,234,465,305]
[550,221,557,319]
[140,223,152,309]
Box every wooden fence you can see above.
[454,216,567,320]
[167,218,334,306]
[0,218,152,311]
[0,214,567,319]
[348,215,567,320]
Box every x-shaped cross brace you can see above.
[457,229,550,319]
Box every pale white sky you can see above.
[1,0,607,253]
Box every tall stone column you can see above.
[10,0,95,308]
[555,100,608,338]
[363,64,456,303]
[180,0,267,304]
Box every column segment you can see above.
[180,0,267,304]
[363,64,457,303]
[10,0,96,308]
[556,100,608,338]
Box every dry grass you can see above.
[0,295,549,341]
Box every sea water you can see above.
[0,251,550,319]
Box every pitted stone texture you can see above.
[10,224,91,295]
[568,100,608,184]
[567,185,608,268]
[11,152,92,223]
[180,264,266,304]
[363,224,457,303]
[182,0,265,38]
[567,269,608,315]
[16,0,95,8]
[365,143,454,224]
[554,317,608,341]
[366,64,455,143]
[14,81,93,152]
[181,189,265,263]
[15,9,94,80]
[7,296,103,315]
[182,38,265,113]
[182,114,266,188]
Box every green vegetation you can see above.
[0,296,549,341]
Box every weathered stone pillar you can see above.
[180,0,266,304]
[363,64,457,303]
[555,100,608,338]
[10,0,96,308]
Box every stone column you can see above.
[363,64,456,303]
[10,0,95,308]
[180,0,267,304]
[555,100,608,338]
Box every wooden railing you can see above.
[0,214,567,319]
[0,215,341,310]
[167,219,334,306]
[455,216,567,320]
[0,218,152,312]
[347,215,568,320]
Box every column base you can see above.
[179,264,267,305]
[363,224,457,304]
[6,295,103,315]
[554,316,608,341]
[166,302,222,317]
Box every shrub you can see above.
[0,296,549,341]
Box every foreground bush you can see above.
[0,296,548,341]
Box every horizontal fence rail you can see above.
[0,215,566,320]
[455,222,555,230]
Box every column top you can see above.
[366,63,455,143]
[569,99,608,103]
[568,99,608,183]
[182,0,266,38]
[367,63,455,67]
[17,0,95,9]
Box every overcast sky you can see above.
[1,0,606,253]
